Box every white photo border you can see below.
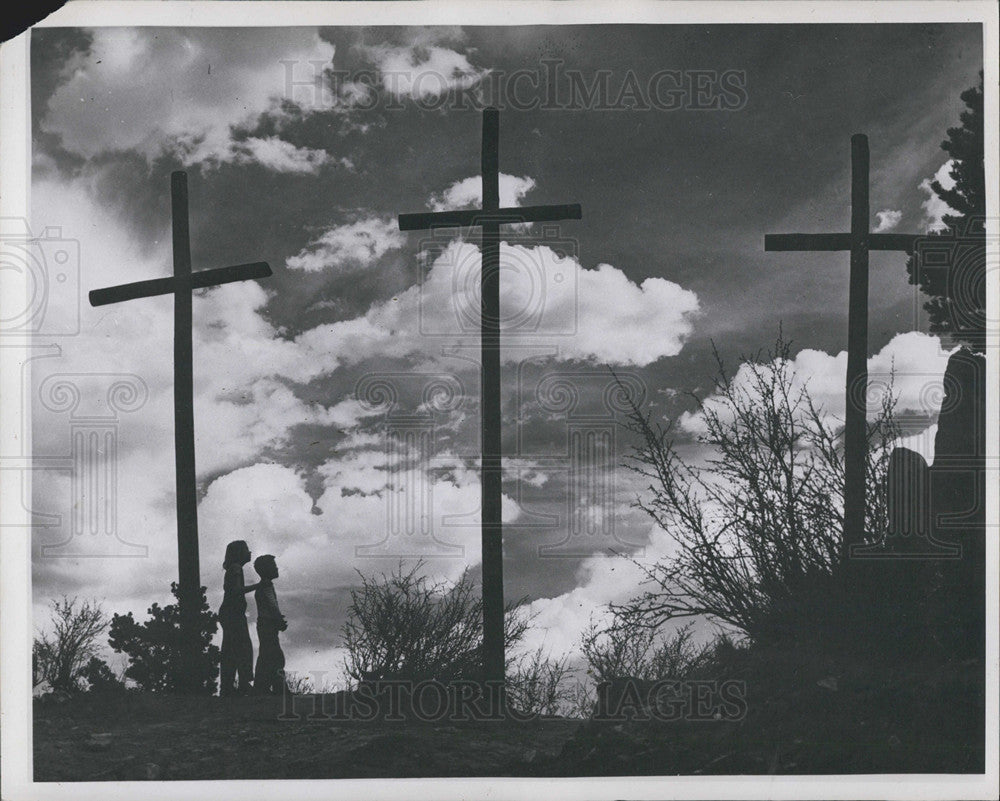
[2,2,997,799]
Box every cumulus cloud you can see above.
[517,520,682,659]
[360,28,488,100]
[198,452,521,594]
[429,174,536,211]
[286,217,406,273]
[873,209,902,233]
[40,27,338,169]
[679,331,956,452]
[28,176,372,475]
[227,137,335,174]
[299,240,700,367]
[919,160,957,232]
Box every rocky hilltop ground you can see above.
[34,647,983,781]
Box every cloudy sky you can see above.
[29,24,981,678]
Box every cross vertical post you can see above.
[844,135,870,557]
[171,172,201,676]
[398,108,582,692]
[765,135,920,561]
[479,108,505,686]
[90,171,272,689]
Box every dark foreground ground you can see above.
[34,652,984,780]
[33,692,579,780]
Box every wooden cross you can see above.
[90,172,271,683]
[765,135,919,560]
[397,108,581,687]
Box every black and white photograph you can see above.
[1,1,997,798]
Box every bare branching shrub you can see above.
[563,679,597,719]
[33,597,109,692]
[507,648,573,716]
[580,615,660,683]
[341,562,530,686]
[282,672,347,695]
[283,672,315,695]
[615,334,900,643]
[572,614,727,719]
[581,615,714,683]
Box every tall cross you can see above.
[397,108,582,687]
[765,135,919,560]
[90,171,271,685]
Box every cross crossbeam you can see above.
[90,172,271,687]
[396,108,581,688]
[399,203,582,231]
[90,261,271,307]
[765,233,921,252]
[765,135,920,559]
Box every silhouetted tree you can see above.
[108,583,219,694]
[906,71,985,351]
[33,597,108,692]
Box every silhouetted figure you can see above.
[218,540,258,696]
[253,555,287,695]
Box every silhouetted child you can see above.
[252,554,287,695]
[218,540,258,696]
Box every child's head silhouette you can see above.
[254,554,278,580]
[223,540,251,568]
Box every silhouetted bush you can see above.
[581,617,715,683]
[341,562,530,686]
[615,333,930,655]
[507,648,573,716]
[108,582,219,694]
[78,655,126,693]
[33,597,109,692]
